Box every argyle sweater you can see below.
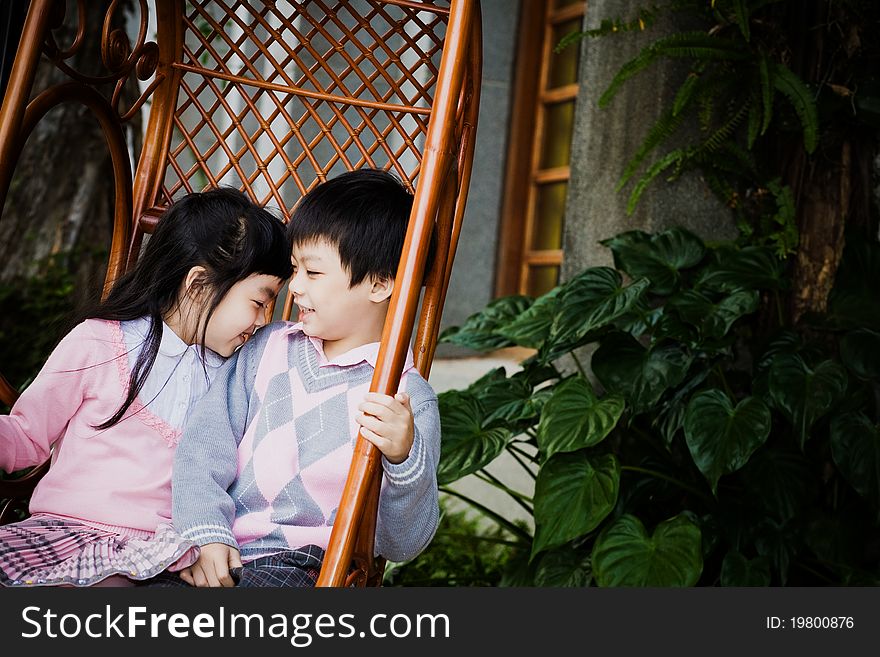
[172,321,441,563]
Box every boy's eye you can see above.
[306,270,320,276]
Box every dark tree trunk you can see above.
[0,0,140,389]
[0,0,141,312]
[780,0,878,322]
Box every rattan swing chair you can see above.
[0,0,481,588]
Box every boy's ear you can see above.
[183,265,208,297]
[368,276,394,303]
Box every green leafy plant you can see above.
[0,253,76,399]
[559,0,880,260]
[383,502,523,586]
[433,226,879,586]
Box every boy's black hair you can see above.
[287,169,435,287]
[82,187,293,430]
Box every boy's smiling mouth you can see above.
[297,302,315,321]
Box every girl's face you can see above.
[203,273,284,357]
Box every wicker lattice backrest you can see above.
[133,0,455,252]
[0,0,481,587]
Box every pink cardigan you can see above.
[0,319,186,532]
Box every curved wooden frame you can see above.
[0,0,482,587]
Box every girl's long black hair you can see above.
[82,187,292,430]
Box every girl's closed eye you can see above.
[306,270,320,277]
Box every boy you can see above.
[167,169,440,587]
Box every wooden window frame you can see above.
[495,0,585,297]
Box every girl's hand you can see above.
[180,542,242,587]
[356,392,414,465]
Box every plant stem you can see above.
[714,363,734,399]
[506,444,538,481]
[570,351,587,378]
[436,532,526,548]
[621,465,713,504]
[508,442,540,464]
[474,470,534,513]
[439,487,532,542]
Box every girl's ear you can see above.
[369,276,394,304]
[183,265,208,297]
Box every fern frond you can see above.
[702,169,737,208]
[698,93,714,131]
[561,7,662,49]
[673,70,703,116]
[556,30,588,52]
[617,106,687,189]
[716,141,758,176]
[771,62,819,153]
[600,49,665,108]
[759,55,773,135]
[747,92,762,148]
[626,149,688,213]
[600,32,749,107]
[731,0,751,41]
[700,101,749,153]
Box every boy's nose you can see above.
[288,276,302,296]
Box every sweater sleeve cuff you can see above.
[179,524,239,549]
[381,423,428,487]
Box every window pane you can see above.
[526,265,560,297]
[532,182,567,250]
[539,100,575,169]
[548,18,582,89]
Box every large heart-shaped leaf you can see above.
[437,390,510,485]
[741,446,815,521]
[592,332,692,414]
[830,413,880,509]
[720,551,771,586]
[684,390,771,494]
[592,513,703,586]
[533,547,593,587]
[544,268,650,360]
[498,287,561,349]
[767,355,848,448]
[753,518,797,584]
[537,376,624,459]
[465,368,539,428]
[696,245,785,293]
[439,295,533,351]
[840,329,880,381]
[651,367,710,446]
[600,227,706,295]
[532,452,620,558]
[668,289,759,339]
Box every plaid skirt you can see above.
[140,545,325,588]
[0,514,198,587]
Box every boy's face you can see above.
[289,239,390,355]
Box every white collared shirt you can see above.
[121,317,226,430]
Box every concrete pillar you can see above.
[562,0,737,281]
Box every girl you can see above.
[0,187,293,587]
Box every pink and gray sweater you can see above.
[171,322,441,563]
[0,318,223,532]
